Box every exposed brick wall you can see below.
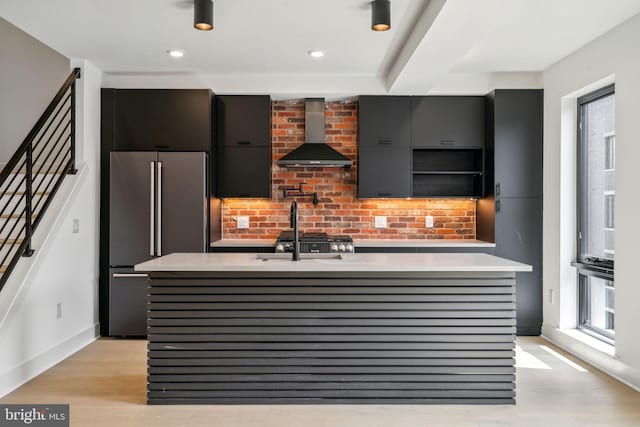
[221,100,476,240]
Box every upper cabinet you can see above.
[359,96,411,147]
[358,96,411,198]
[358,95,485,198]
[411,96,484,148]
[216,95,272,198]
[217,95,271,147]
[490,90,543,198]
[109,89,212,152]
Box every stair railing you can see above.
[0,68,81,290]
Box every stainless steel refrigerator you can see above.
[109,151,208,336]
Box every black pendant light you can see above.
[194,0,213,31]
[371,0,390,31]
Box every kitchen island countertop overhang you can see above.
[135,252,531,273]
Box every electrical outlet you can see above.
[237,216,250,229]
[56,302,62,320]
[425,216,434,228]
[374,216,387,228]
[72,218,79,233]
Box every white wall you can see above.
[542,13,640,388]
[0,60,102,396]
[0,17,70,162]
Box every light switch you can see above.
[237,216,250,229]
[374,216,387,228]
[425,216,434,228]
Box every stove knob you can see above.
[346,244,354,252]
[338,244,346,252]
[275,244,285,253]
[331,244,339,252]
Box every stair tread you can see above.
[0,238,23,245]
[0,214,37,219]
[0,265,7,274]
[10,191,51,196]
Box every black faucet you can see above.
[282,182,319,206]
[290,201,301,261]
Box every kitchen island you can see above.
[136,252,531,405]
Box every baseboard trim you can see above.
[0,323,98,397]
[542,324,640,392]
[517,326,542,336]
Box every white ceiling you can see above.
[1,0,640,96]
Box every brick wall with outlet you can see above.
[221,100,476,240]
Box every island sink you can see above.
[256,253,345,261]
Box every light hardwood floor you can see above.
[2,336,640,426]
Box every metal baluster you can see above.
[68,77,78,175]
[24,146,34,257]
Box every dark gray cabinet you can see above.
[217,95,271,147]
[494,198,542,335]
[493,90,543,198]
[479,89,543,336]
[411,96,484,148]
[108,89,212,152]
[216,95,271,198]
[358,96,411,198]
[358,147,411,198]
[217,147,271,198]
[359,96,411,147]
[359,95,485,198]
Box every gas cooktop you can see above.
[275,231,354,254]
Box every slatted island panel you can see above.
[146,270,517,404]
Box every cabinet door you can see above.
[157,152,208,256]
[358,147,411,198]
[217,147,271,197]
[495,197,542,335]
[411,96,484,148]
[114,89,211,151]
[359,96,411,147]
[109,268,148,336]
[217,95,271,147]
[494,90,543,198]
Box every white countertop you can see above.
[135,252,531,273]
[210,239,495,248]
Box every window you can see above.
[577,84,615,342]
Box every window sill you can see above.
[554,328,614,356]
[540,325,640,390]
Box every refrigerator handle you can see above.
[150,161,155,256]
[113,273,148,278]
[157,161,163,256]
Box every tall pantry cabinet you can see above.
[479,89,543,335]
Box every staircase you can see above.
[0,68,81,290]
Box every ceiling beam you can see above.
[385,0,447,91]
[387,0,501,94]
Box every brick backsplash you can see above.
[221,100,476,240]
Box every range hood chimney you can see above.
[276,98,353,168]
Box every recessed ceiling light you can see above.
[167,49,185,58]
[308,50,325,58]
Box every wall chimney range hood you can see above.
[276,98,353,168]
